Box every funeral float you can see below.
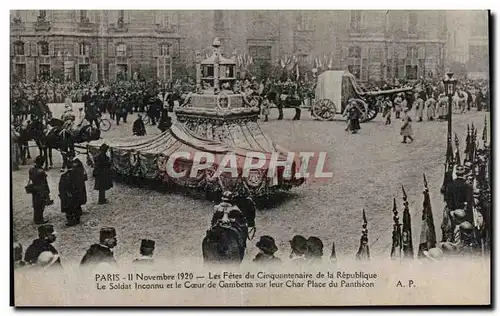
[87,39,304,198]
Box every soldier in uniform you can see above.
[80,227,118,267]
[27,156,53,224]
[414,95,424,122]
[132,239,156,265]
[289,235,307,262]
[93,144,113,205]
[253,235,281,264]
[400,108,414,143]
[24,224,62,267]
[425,95,436,121]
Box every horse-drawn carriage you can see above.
[310,70,414,122]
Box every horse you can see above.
[23,118,101,170]
[202,203,249,265]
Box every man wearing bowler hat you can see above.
[253,235,281,264]
[133,239,156,265]
[24,224,61,266]
[80,227,118,267]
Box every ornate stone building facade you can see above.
[445,10,489,79]
[10,10,448,83]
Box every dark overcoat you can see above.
[93,153,113,191]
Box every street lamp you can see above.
[443,72,458,144]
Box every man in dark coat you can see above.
[132,114,147,136]
[58,155,86,226]
[447,165,474,224]
[132,239,155,265]
[80,227,118,267]
[28,155,53,224]
[93,144,113,204]
[24,224,62,267]
[147,97,162,125]
[158,108,172,132]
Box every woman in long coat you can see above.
[400,108,414,143]
[94,144,113,204]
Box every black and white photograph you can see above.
[9,9,491,306]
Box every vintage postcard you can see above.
[10,9,491,306]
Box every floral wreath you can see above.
[216,92,231,110]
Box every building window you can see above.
[296,12,311,31]
[14,42,24,56]
[408,12,417,34]
[38,42,49,56]
[79,43,90,56]
[39,10,46,20]
[350,11,361,32]
[15,64,26,79]
[214,10,224,32]
[406,65,418,80]
[386,58,393,79]
[348,46,361,58]
[160,43,171,56]
[116,43,127,57]
[38,64,50,80]
[348,46,362,79]
[406,47,417,61]
[12,10,22,23]
[80,10,88,23]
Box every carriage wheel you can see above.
[363,105,379,122]
[312,99,336,121]
[100,118,112,132]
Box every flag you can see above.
[390,198,402,259]
[454,133,461,165]
[441,136,454,196]
[464,125,471,163]
[417,174,437,258]
[483,115,488,145]
[355,209,370,260]
[330,242,337,262]
[401,185,414,259]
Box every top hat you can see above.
[100,227,117,242]
[140,239,155,249]
[38,224,55,238]
[289,235,307,254]
[256,235,278,255]
[455,165,467,176]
